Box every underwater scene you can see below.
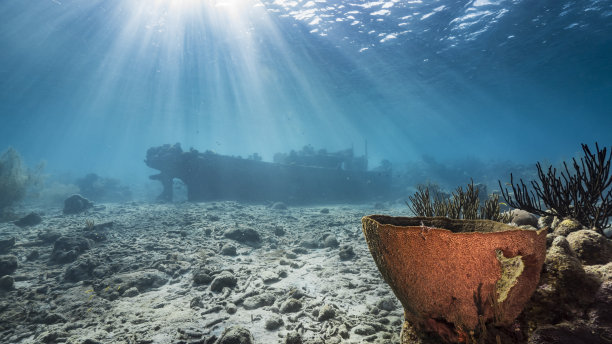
[1,0,611,343]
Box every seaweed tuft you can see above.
[406,180,511,222]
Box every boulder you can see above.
[216,326,254,344]
[0,237,15,254]
[526,236,600,323]
[553,219,583,237]
[13,212,42,227]
[280,298,302,313]
[264,315,284,330]
[317,304,336,321]
[0,255,18,276]
[210,271,237,292]
[64,258,100,282]
[63,194,93,214]
[528,322,602,344]
[0,275,14,290]
[220,244,237,256]
[338,245,355,261]
[322,234,339,248]
[224,228,261,245]
[285,331,302,344]
[243,293,275,309]
[193,269,213,285]
[50,236,92,264]
[299,238,319,249]
[566,229,612,265]
[100,269,169,296]
[510,209,539,228]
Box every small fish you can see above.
[500,202,507,206]
[117,286,121,291]
[104,286,110,292]
[89,294,94,300]
[85,289,94,293]
[505,182,512,186]
[87,307,92,312]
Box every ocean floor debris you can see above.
[0,201,406,343]
[0,201,609,343]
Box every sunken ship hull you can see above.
[145,144,392,204]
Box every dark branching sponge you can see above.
[499,143,612,232]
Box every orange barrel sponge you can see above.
[362,215,547,343]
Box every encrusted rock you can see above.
[63,194,93,214]
[224,228,261,245]
[243,293,275,309]
[122,287,139,297]
[0,255,18,276]
[193,268,213,285]
[553,219,583,237]
[300,238,319,249]
[260,270,280,284]
[0,237,15,254]
[13,212,42,227]
[40,312,67,325]
[210,271,237,292]
[551,235,574,255]
[591,262,612,282]
[226,303,237,314]
[338,245,355,261]
[589,280,612,327]
[216,326,254,344]
[39,231,61,244]
[322,234,339,248]
[280,298,302,313]
[285,331,302,344]
[353,324,377,336]
[100,269,168,296]
[317,304,336,321]
[566,229,612,265]
[526,236,600,323]
[264,314,284,330]
[528,322,602,344]
[510,209,539,228]
[220,243,237,256]
[190,296,204,309]
[538,214,554,230]
[50,236,92,264]
[0,275,15,290]
[376,297,398,312]
[64,258,100,282]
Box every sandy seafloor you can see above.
[0,201,409,344]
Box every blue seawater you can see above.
[0,0,610,190]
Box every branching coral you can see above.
[498,143,612,232]
[407,180,511,222]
